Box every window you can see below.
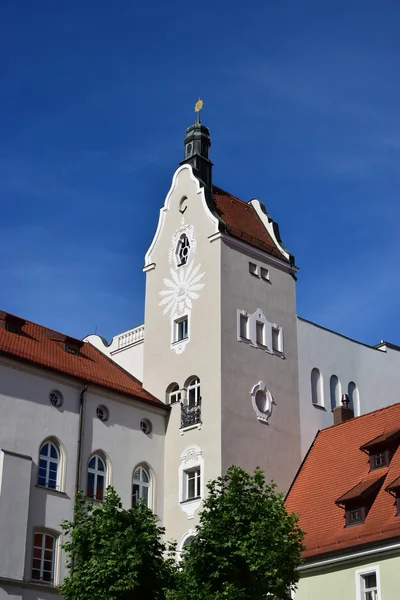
[176,233,190,266]
[346,506,365,526]
[360,572,378,600]
[167,383,181,404]
[272,327,281,352]
[260,267,269,281]
[132,466,151,507]
[348,381,360,416]
[184,467,201,501]
[249,262,258,276]
[256,321,265,346]
[32,532,56,583]
[140,419,152,435]
[311,368,323,406]
[239,314,249,339]
[330,375,340,410]
[186,377,201,407]
[96,405,109,422]
[38,442,59,490]
[370,450,390,470]
[87,454,106,501]
[174,316,188,343]
[396,493,400,516]
[49,390,63,408]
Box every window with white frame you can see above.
[311,368,323,406]
[87,454,106,501]
[183,467,201,501]
[260,267,269,281]
[256,321,265,346]
[166,382,181,404]
[186,377,201,407]
[38,441,59,490]
[173,316,188,343]
[32,532,56,584]
[132,466,151,507]
[249,262,258,276]
[357,568,380,600]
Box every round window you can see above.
[49,390,63,408]
[255,390,268,413]
[140,419,152,435]
[96,406,109,422]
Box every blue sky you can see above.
[1,0,400,345]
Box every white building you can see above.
[2,113,400,598]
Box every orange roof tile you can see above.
[212,186,290,262]
[0,311,162,408]
[285,403,400,559]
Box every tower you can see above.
[142,103,301,547]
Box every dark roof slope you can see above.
[212,186,289,261]
[286,403,400,559]
[0,311,162,407]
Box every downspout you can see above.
[75,383,88,497]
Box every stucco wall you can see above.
[297,318,400,457]
[296,553,400,600]
[220,240,301,493]
[0,356,166,597]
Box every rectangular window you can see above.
[272,327,281,352]
[361,572,378,600]
[174,316,188,342]
[249,262,258,277]
[260,267,269,281]
[32,533,55,583]
[239,314,249,339]
[370,450,390,469]
[346,506,365,526]
[185,467,201,500]
[256,321,265,346]
[396,494,400,516]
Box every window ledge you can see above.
[180,422,202,435]
[180,496,201,505]
[312,403,326,411]
[35,485,68,498]
[172,337,188,346]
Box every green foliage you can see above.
[60,488,176,600]
[170,466,304,600]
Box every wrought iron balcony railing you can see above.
[180,401,201,429]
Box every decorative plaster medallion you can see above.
[250,381,275,424]
[159,261,205,318]
[168,217,197,266]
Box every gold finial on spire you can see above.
[194,98,203,113]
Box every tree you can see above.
[60,488,176,600]
[170,466,304,600]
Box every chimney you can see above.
[333,394,354,425]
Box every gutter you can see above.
[75,383,88,497]
[298,541,400,572]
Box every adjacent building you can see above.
[286,400,400,599]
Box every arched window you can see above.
[330,375,340,410]
[176,233,190,267]
[166,382,181,404]
[311,368,323,406]
[348,381,360,416]
[186,377,201,407]
[38,441,59,490]
[32,532,57,583]
[132,466,151,507]
[87,454,106,501]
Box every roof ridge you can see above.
[0,309,80,342]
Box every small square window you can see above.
[174,317,188,343]
[371,450,389,470]
[249,262,258,277]
[272,327,281,352]
[260,267,269,281]
[346,506,365,526]
[256,322,265,346]
[239,314,249,339]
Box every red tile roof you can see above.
[285,403,400,559]
[0,311,162,407]
[212,186,289,262]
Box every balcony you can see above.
[180,401,201,429]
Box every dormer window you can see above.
[360,429,400,471]
[2,314,26,335]
[64,337,84,356]
[371,450,390,469]
[336,473,386,527]
[347,506,365,526]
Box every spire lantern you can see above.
[180,99,213,190]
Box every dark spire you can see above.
[180,99,213,190]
